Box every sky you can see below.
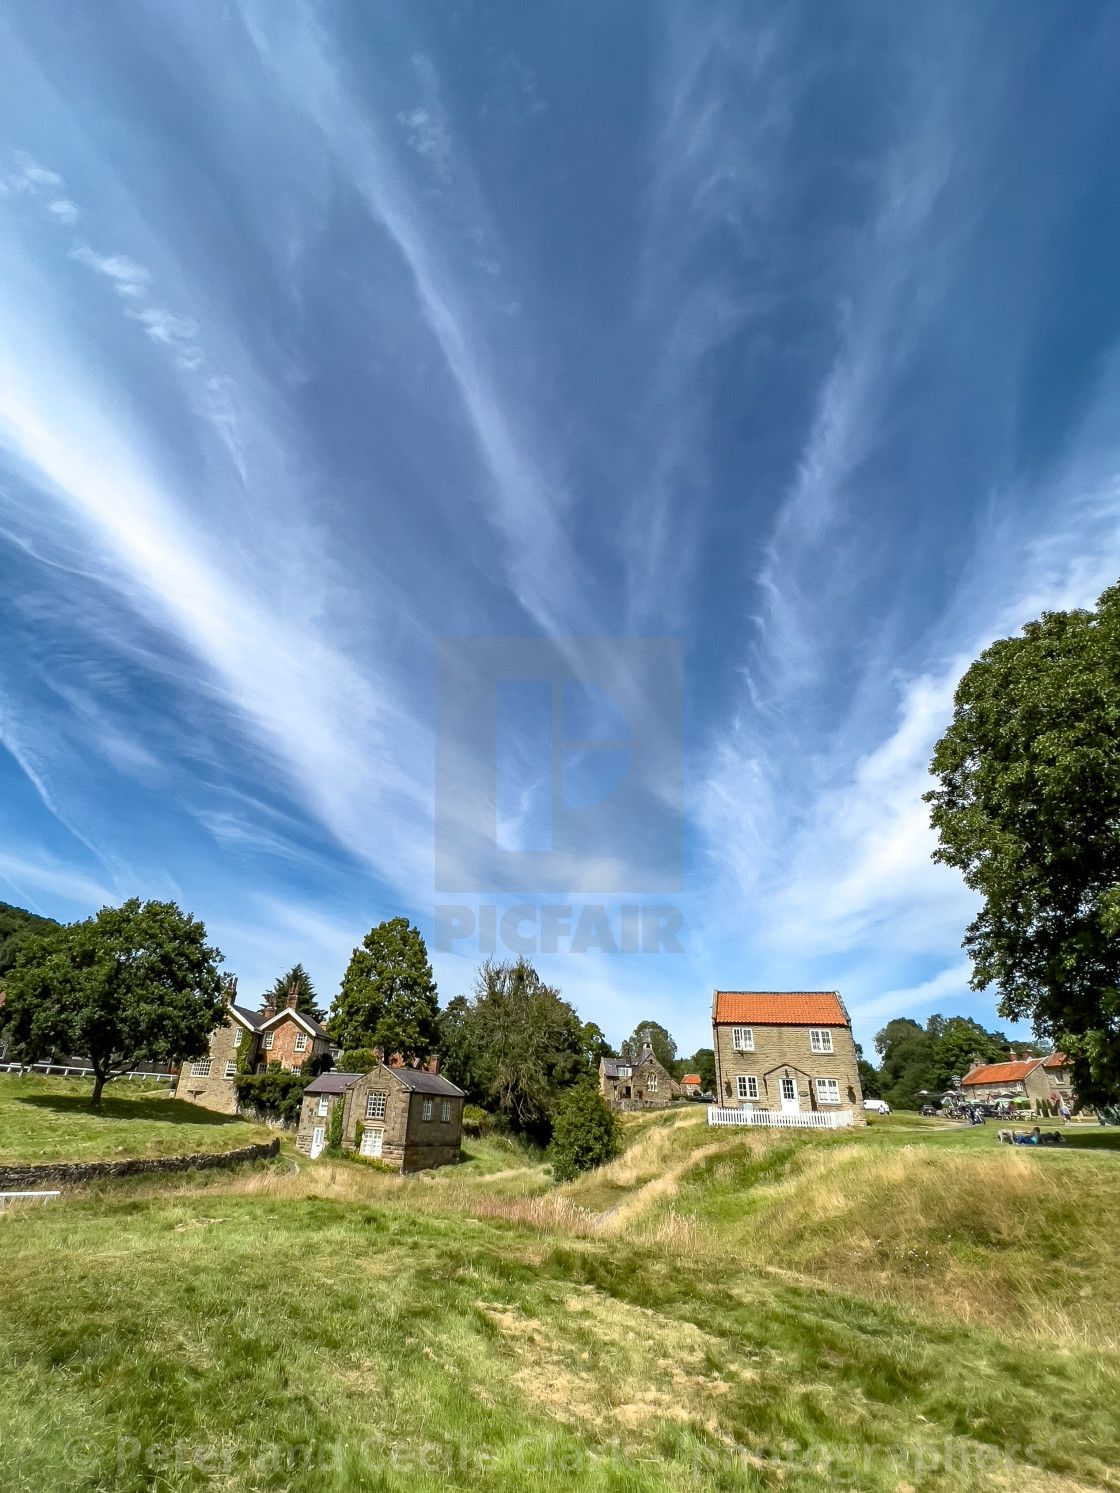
[3,1,1120,1060]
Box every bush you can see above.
[461,1104,507,1138]
[340,1048,378,1073]
[548,1084,621,1183]
[234,1066,308,1124]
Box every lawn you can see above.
[0,1074,274,1163]
[1,1101,1118,1492]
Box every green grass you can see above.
[2,1095,1119,1491]
[0,1075,273,1162]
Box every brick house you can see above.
[680,1074,703,1097]
[178,982,266,1115]
[961,1053,1077,1113]
[599,1040,680,1110]
[256,994,332,1074]
[712,991,865,1121]
[297,1059,466,1171]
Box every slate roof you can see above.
[961,1059,1042,1086]
[600,1057,633,1079]
[230,1004,267,1031]
[303,1072,365,1095]
[713,992,848,1027]
[385,1067,466,1097]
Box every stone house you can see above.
[712,990,865,1121]
[256,995,333,1074]
[961,1053,1077,1113]
[177,982,267,1115]
[680,1074,703,1097]
[599,1040,680,1110]
[297,1060,466,1171]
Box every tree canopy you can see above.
[549,1083,622,1182]
[871,1013,1013,1110]
[926,582,1120,1105]
[0,901,59,976]
[329,918,439,1061]
[2,899,225,1104]
[438,959,597,1141]
[266,963,322,1019]
[620,1020,678,1077]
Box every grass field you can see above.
[2,1096,1119,1493]
[0,1074,273,1162]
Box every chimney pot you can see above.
[427,1054,440,1074]
[373,1046,384,1064]
[389,1052,404,1067]
[286,986,299,1009]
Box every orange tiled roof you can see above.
[1043,1052,1071,1069]
[962,1059,1042,1086]
[681,1074,701,1085]
[713,991,847,1027]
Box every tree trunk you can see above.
[91,1070,106,1106]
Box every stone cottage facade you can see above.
[297,1061,466,1172]
[712,990,865,1122]
[599,1040,680,1110]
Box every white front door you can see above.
[310,1125,325,1159]
[779,1077,799,1114]
[360,1128,383,1158]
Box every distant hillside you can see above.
[0,901,60,975]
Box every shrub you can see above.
[549,1084,621,1183]
[324,1099,345,1155]
[462,1104,506,1138]
[234,1065,308,1124]
[340,1048,378,1073]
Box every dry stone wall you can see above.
[0,1138,279,1191]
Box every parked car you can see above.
[863,1099,891,1114]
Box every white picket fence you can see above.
[0,1063,174,1082]
[707,1106,854,1130]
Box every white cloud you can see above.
[47,198,79,224]
[70,245,150,298]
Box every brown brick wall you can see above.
[714,1021,864,1120]
[259,1014,327,1074]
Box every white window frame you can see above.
[441,1100,451,1123]
[647,1073,658,1092]
[191,1058,212,1078]
[736,1075,759,1100]
[815,1078,841,1104]
[809,1029,833,1053]
[224,1059,237,1079]
[617,1065,631,1079]
[732,1027,754,1052]
[421,1098,433,1121]
[317,1095,329,1117]
[366,1092,386,1120]
[233,1025,243,1047]
[262,1031,274,1050]
[294,1032,308,1053]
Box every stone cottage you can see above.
[297,1060,466,1171]
[712,990,865,1121]
[961,1053,1077,1113]
[177,981,266,1115]
[599,1040,680,1110]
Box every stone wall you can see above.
[0,1138,279,1191]
[714,1022,865,1121]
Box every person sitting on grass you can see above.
[1013,1127,1042,1145]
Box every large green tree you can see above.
[549,1083,622,1183]
[2,899,225,1105]
[266,963,322,1019]
[620,1020,679,1077]
[926,582,1120,1106]
[438,959,592,1141]
[329,918,438,1061]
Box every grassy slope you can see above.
[1,1106,1118,1493]
[0,1075,273,1162]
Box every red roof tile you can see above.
[713,991,848,1027]
[962,1059,1042,1086]
[681,1074,702,1085]
[1043,1052,1071,1069]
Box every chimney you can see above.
[427,1054,440,1075]
[262,1001,276,1021]
[286,984,299,1010]
[389,1052,404,1068]
[373,1046,384,1064]
[966,1056,985,1074]
[222,976,237,1005]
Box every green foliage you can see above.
[549,1083,621,1182]
[234,1065,307,1124]
[3,899,225,1105]
[927,1017,1009,1091]
[926,581,1120,1105]
[339,1047,378,1072]
[855,1043,881,1099]
[265,963,322,1019]
[620,1019,678,1076]
[871,1014,1011,1109]
[0,901,59,976]
[438,959,592,1141]
[324,1097,345,1154]
[329,918,438,1061]
[684,1047,716,1092]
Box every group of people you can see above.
[999,1125,1065,1146]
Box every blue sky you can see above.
[3,1,1120,1059]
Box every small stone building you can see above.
[599,1041,680,1110]
[712,990,865,1121]
[297,1062,466,1172]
